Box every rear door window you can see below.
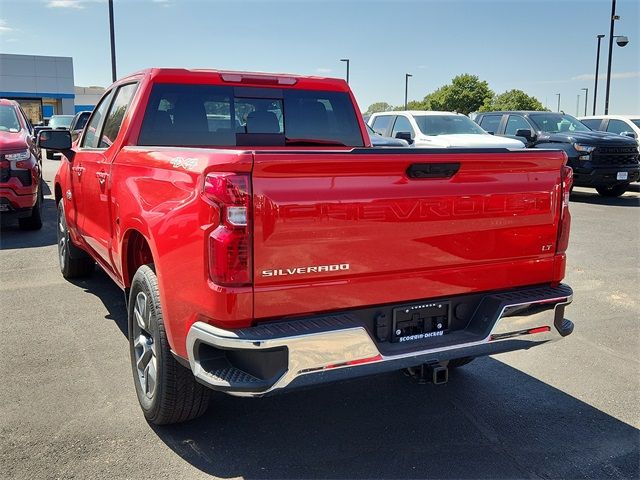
[391,115,414,138]
[478,114,503,134]
[371,115,393,136]
[100,83,139,148]
[606,119,631,135]
[580,119,603,130]
[505,115,532,135]
[138,84,363,147]
[81,91,115,148]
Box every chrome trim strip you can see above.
[186,291,572,397]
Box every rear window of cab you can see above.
[138,84,364,147]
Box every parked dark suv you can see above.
[475,111,640,197]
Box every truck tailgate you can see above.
[251,149,566,320]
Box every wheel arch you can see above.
[121,228,155,289]
[54,182,63,206]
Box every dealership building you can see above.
[0,53,103,124]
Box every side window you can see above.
[78,112,91,130]
[100,83,139,148]
[479,114,502,133]
[606,119,631,135]
[18,106,33,134]
[81,90,115,148]
[505,115,532,135]
[580,119,602,131]
[371,115,393,136]
[391,115,414,138]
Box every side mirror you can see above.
[38,129,73,159]
[395,131,414,144]
[515,128,535,142]
[621,131,637,139]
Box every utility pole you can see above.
[604,0,616,114]
[404,73,412,110]
[581,88,588,116]
[593,34,605,115]
[108,0,117,82]
[556,93,561,112]
[340,58,350,84]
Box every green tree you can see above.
[365,102,394,115]
[393,100,427,111]
[422,74,494,115]
[480,89,547,112]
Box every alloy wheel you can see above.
[57,208,67,269]
[132,291,158,399]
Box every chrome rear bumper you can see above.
[186,284,573,397]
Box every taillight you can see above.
[556,165,573,254]
[204,173,252,286]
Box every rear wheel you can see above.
[57,200,94,278]
[129,264,211,425]
[596,183,629,197]
[18,186,43,231]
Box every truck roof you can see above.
[373,110,466,117]
[478,111,564,116]
[0,98,19,107]
[120,68,350,92]
[580,114,640,120]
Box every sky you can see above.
[0,0,639,115]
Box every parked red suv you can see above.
[0,99,43,230]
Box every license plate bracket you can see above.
[391,301,450,343]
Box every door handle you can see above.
[71,166,85,177]
[96,171,109,185]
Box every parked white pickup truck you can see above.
[369,111,525,149]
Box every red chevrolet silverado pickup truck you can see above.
[40,68,574,425]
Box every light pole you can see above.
[556,93,561,112]
[404,73,412,110]
[340,58,349,84]
[108,0,117,82]
[581,88,588,116]
[576,94,580,116]
[604,0,630,114]
[592,34,605,115]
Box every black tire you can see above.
[57,200,94,278]
[128,264,210,425]
[448,357,475,369]
[18,186,43,231]
[596,183,629,197]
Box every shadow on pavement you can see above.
[69,268,128,338]
[146,358,638,479]
[0,197,57,250]
[570,189,640,207]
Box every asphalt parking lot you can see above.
[1,157,639,479]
